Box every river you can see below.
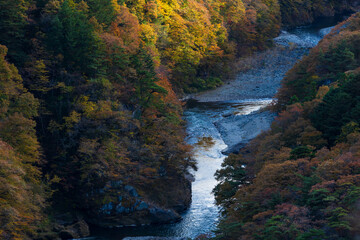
[89,15,347,240]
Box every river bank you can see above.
[190,47,305,102]
[212,11,360,239]
[184,46,306,155]
[88,15,346,240]
[188,14,349,103]
[184,16,347,155]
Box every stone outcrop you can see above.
[215,111,275,155]
[84,177,192,228]
[37,214,91,240]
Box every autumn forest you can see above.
[1,0,360,239]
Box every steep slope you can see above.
[214,13,360,240]
[279,0,360,27]
[0,45,45,240]
[0,0,359,239]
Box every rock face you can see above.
[37,214,91,240]
[215,111,275,155]
[84,176,191,227]
[96,202,182,227]
[58,220,90,240]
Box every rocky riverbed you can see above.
[191,47,307,102]
[187,44,303,154]
[216,110,275,155]
[89,16,343,240]
[186,24,338,154]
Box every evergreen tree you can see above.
[130,47,167,116]
[312,88,353,144]
[320,41,356,78]
[85,0,119,27]
[0,0,28,64]
[47,0,104,77]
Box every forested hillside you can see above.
[0,0,359,239]
[214,13,360,240]
[279,0,360,27]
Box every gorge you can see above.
[90,15,346,240]
[1,1,360,239]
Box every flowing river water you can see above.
[90,15,347,240]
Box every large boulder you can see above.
[215,110,275,155]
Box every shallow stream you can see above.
[90,15,347,240]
